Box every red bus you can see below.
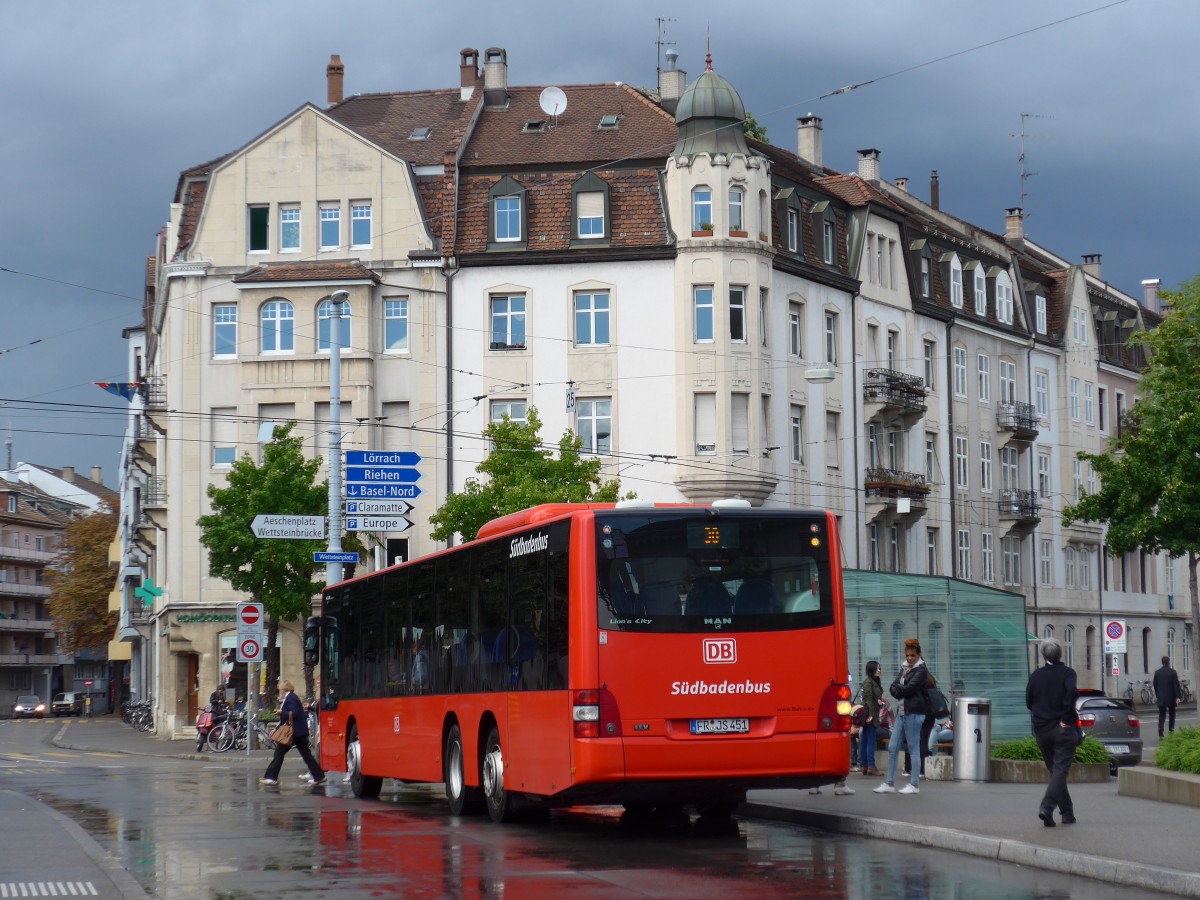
[306,500,851,822]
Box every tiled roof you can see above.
[233,261,380,284]
[815,174,906,212]
[326,89,481,168]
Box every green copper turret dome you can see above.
[673,60,748,159]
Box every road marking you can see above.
[0,881,99,897]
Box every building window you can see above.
[1003,535,1021,586]
[789,304,803,357]
[317,298,352,352]
[790,406,804,464]
[981,532,994,583]
[491,400,527,424]
[925,433,937,482]
[260,300,295,353]
[926,528,938,575]
[248,205,269,252]
[953,346,967,397]
[1035,371,1049,417]
[1040,539,1053,586]
[886,331,897,368]
[825,411,840,469]
[1079,548,1091,589]
[729,287,746,342]
[487,400,527,430]
[999,359,1016,405]
[1098,385,1108,432]
[1000,446,1018,491]
[1084,381,1095,425]
[1073,308,1089,347]
[996,275,1014,324]
[980,441,993,493]
[889,525,901,572]
[213,304,237,358]
[495,195,521,241]
[950,256,963,308]
[973,266,986,315]
[759,288,768,347]
[923,340,936,389]
[1035,294,1047,334]
[920,256,931,297]
[692,187,713,231]
[351,203,372,247]
[957,529,971,580]
[1073,458,1083,500]
[822,220,835,264]
[977,354,990,402]
[1065,548,1077,589]
[695,393,716,454]
[213,407,237,466]
[728,187,744,232]
[824,312,837,364]
[490,295,526,350]
[955,436,969,490]
[787,209,799,252]
[320,204,340,249]
[384,298,409,352]
[1069,377,1080,420]
[577,398,612,455]
[869,525,880,571]
[1038,451,1051,498]
[576,191,605,238]
[280,205,301,251]
[574,291,610,346]
[694,286,714,342]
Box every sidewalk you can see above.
[54,716,1200,898]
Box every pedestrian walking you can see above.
[1153,655,1183,737]
[860,660,884,776]
[260,680,326,787]
[1025,638,1078,827]
[873,638,929,795]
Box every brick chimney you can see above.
[1082,254,1102,279]
[796,115,823,167]
[894,177,909,193]
[1141,278,1161,312]
[930,170,940,210]
[658,47,686,113]
[483,47,509,108]
[857,149,880,182]
[460,48,479,101]
[1005,207,1024,249]
[326,55,344,106]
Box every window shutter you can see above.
[694,394,716,453]
[577,191,603,220]
[731,394,749,453]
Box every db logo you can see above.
[703,638,737,664]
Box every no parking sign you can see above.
[1103,619,1126,655]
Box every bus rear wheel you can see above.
[481,726,511,823]
[444,723,483,815]
[347,724,382,799]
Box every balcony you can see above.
[0,544,55,564]
[863,467,930,520]
[0,653,72,666]
[134,412,158,474]
[141,375,168,434]
[0,582,51,599]
[997,401,1039,442]
[863,368,927,425]
[0,615,57,634]
[998,488,1041,527]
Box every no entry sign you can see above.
[239,603,262,628]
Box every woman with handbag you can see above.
[873,638,929,795]
[260,680,326,786]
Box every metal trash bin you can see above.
[952,697,992,782]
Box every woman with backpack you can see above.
[859,660,884,776]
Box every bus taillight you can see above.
[818,682,853,732]
[573,689,622,738]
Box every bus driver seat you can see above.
[685,577,732,617]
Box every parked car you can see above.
[1077,694,1142,772]
[52,691,84,716]
[12,695,45,718]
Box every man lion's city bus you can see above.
[305,499,851,822]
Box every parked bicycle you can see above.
[1181,679,1193,704]
[1140,680,1157,706]
[121,698,154,732]
[207,710,278,753]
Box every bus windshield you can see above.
[595,510,833,633]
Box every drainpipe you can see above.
[851,294,861,566]
[443,263,458,546]
[944,316,956,575]
[1025,337,1039,666]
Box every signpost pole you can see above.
[326,290,349,589]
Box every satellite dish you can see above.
[539,86,568,117]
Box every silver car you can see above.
[1076,694,1142,771]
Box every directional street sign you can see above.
[250,514,325,540]
[345,483,421,499]
[345,499,413,516]
[346,516,414,533]
[237,636,262,663]
[345,451,421,467]
[345,466,422,484]
[315,551,360,563]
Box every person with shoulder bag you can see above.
[260,680,326,787]
[873,638,929,795]
[859,660,884,776]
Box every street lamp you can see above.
[325,290,350,590]
[803,364,837,384]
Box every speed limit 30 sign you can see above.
[237,637,263,663]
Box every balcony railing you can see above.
[999,488,1041,523]
[997,401,1039,440]
[863,368,927,414]
[144,476,167,507]
[864,467,930,510]
[141,375,166,408]
[0,544,55,563]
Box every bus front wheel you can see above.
[481,726,511,823]
[444,723,483,815]
[347,724,383,799]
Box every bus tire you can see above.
[347,724,383,799]
[695,800,737,821]
[444,724,484,815]
[481,725,511,823]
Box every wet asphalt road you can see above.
[0,719,1169,898]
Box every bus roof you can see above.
[474,499,758,541]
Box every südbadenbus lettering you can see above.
[670,680,772,695]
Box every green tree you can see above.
[46,504,119,652]
[197,422,329,707]
[742,111,768,142]
[1063,276,1200,682]
[429,408,629,543]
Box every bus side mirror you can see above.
[303,616,321,668]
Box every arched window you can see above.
[1085,624,1096,671]
[1043,624,1054,640]
[1142,627,1152,674]
[317,298,352,352]
[260,300,295,353]
[1167,628,1176,667]
[1064,625,1074,669]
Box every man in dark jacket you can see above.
[1153,656,1183,737]
[1026,639,1078,826]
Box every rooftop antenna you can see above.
[538,86,567,128]
[655,17,676,80]
[1012,112,1051,220]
